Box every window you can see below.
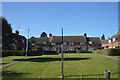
[51,42,56,45]
[108,40,111,43]
[113,38,116,42]
[80,42,85,45]
[63,42,67,45]
[43,42,47,44]
[22,39,25,43]
[69,42,74,45]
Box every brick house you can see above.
[10,30,27,50]
[101,40,108,49]
[101,31,120,49]
[50,36,87,52]
[108,31,120,49]
[87,37,101,51]
[35,37,50,51]
[34,33,101,52]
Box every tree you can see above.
[29,36,36,44]
[1,17,13,50]
[101,34,105,40]
[40,32,47,38]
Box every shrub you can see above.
[63,50,76,53]
[77,50,92,53]
[43,51,58,55]
[94,49,120,56]
[2,50,26,57]
[28,50,42,56]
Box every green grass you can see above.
[2,53,118,79]
[0,56,25,65]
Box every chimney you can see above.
[15,30,19,35]
[84,33,87,37]
[49,33,52,37]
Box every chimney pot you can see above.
[84,33,87,37]
[49,33,52,37]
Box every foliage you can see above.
[28,50,42,56]
[94,49,120,56]
[101,34,105,40]
[40,32,47,38]
[29,36,36,44]
[2,50,26,57]
[43,50,58,55]
[77,50,92,53]
[63,50,77,53]
[1,17,13,50]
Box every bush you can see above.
[2,50,26,57]
[43,51,58,55]
[63,50,76,53]
[94,49,120,56]
[28,50,42,56]
[77,50,92,53]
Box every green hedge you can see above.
[2,50,26,57]
[77,50,92,53]
[28,50,42,56]
[42,50,58,55]
[62,50,92,53]
[63,50,77,53]
[94,49,120,56]
[1,50,58,57]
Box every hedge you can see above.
[63,50,77,53]
[2,50,26,57]
[42,51,58,55]
[77,50,92,53]
[62,50,92,53]
[1,50,43,57]
[1,50,58,57]
[28,50,42,56]
[94,48,120,56]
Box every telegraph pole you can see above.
[26,29,29,57]
[61,28,64,80]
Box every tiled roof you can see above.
[51,36,87,42]
[35,36,101,45]
[101,40,108,44]
[111,31,120,42]
[88,37,101,44]
[35,37,49,44]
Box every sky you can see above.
[2,2,119,39]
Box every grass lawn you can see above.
[2,53,118,79]
[0,56,25,65]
